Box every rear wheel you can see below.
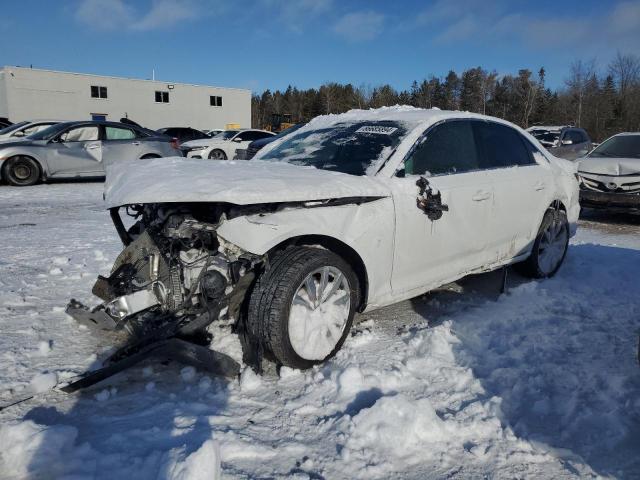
[517,209,569,278]
[3,156,41,186]
[246,247,360,369]
[208,149,227,160]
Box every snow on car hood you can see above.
[104,157,390,208]
[578,156,640,176]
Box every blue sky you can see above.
[2,0,640,93]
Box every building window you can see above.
[91,86,108,99]
[155,91,169,103]
[210,95,222,107]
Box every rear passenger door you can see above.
[101,125,144,169]
[390,120,496,295]
[472,121,554,262]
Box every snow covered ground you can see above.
[0,182,639,479]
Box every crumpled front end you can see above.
[67,203,262,342]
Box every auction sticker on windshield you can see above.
[355,125,398,135]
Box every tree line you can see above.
[252,52,640,142]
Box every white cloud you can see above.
[415,0,640,54]
[333,10,385,42]
[259,0,332,33]
[75,0,206,31]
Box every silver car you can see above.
[0,121,181,186]
[527,126,593,160]
[577,132,640,212]
[0,120,62,142]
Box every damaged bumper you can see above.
[579,189,640,211]
[67,205,262,343]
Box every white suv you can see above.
[70,107,579,370]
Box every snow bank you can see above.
[0,421,87,478]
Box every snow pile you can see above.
[0,421,88,478]
[1,183,640,478]
[160,439,221,480]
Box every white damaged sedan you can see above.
[68,107,579,370]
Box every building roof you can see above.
[1,65,250,93]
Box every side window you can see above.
[18,125,40,136]
[235,131,255,141]
[105,126,136,140]
[59,126,99,142]
[253,132,273,140]
[567,130,587,143]
[474,122,534,168]
[404,121,479,176]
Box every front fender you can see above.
[216,198,395,309]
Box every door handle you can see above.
[534,182,546,191]
[85,144,100,150]
[131,141,140,146]
[472,190,491,201]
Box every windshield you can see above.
[0,121,28,135]
[259,121,407,176]
[590,135,640,159]
[28,123,71,141]
[220,130,239,140]
[530,130,560,144]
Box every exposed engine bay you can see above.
[67,203,263,344]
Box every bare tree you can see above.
[565,59,596,127]
[609,51,640,97]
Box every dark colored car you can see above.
[527,126,593,160]
[234,123,305,160]
[156,127,210,144]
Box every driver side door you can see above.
[46,124,103,176]
[390,119,495,297]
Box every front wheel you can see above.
[3,156,41,186]
[517,209,569,278]
[246,247,360,369]
[208,149,227,160]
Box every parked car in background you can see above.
[0,120,61,142]
[181,129,275,160]
[527,126,592,160]
[577,132,640,212]
[203,129,224,137]
[234,123,305,160]
[0,121,180,186]
[78,108,579,370]
[156,127,210,144]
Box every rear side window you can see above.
[238,131,273,142]
[106,126,136,140]
[565,130,587,143]
[405,121,479,176]
[474,122,534,168]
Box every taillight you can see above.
[171,137,180,149]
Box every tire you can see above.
[246,247,360,369]
[140,154,161,159]
[517,208,569,278]
[208,149,227,160]
[3,156,41,186]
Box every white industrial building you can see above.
[0,66,251,130]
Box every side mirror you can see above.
[232,137,242,142]
[561,139,573,145]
